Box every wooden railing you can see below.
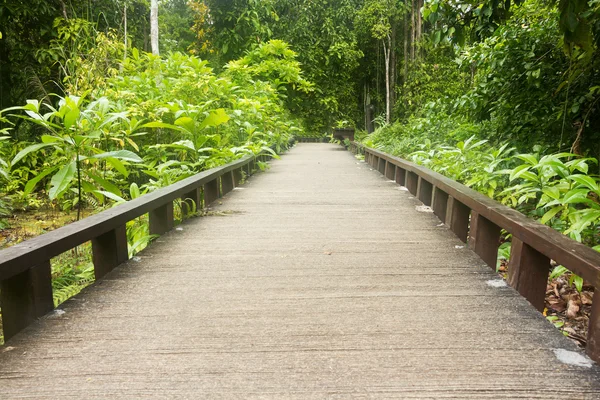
[0,151,276,342]
[350,142,600,362]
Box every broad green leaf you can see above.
[562,188,591,204]
[24,166,58,195]
[541,206,562,224]
[542,186,561,200]
[49,161,76,200]
[86,171,122,196]
[156,140,196,152]
[11,142,56,165]
[94,190,125,202]
[565,158,591,174]
[200,109,230,129]
[41,135,60,143]
[141,121,188,133]
[571,274,583,292]
[515,153,538,166]
[130,183,141,199]
[91,150,143,163]
[63,107,80,129]
[549,265,568,280]
[564,209,600,236]
[512,168,538,183]
[568,174,599,192]
[433,30,441,46]
[106,157,129,177]
[174,117,194,131]
[24,99,40,113]
[82,180,103,203]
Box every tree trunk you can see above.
[390,23,397,121]
[364,82,368,131]
[416,0,422,58]
[410,0,416,61]
[383,37,391,124]
[403,4,409,80]
[123,2,128,61]
[60,0,68,19]
[150,0,159,55]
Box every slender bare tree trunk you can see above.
[383,36,391,124]
[123,2,128,61]
[416,0,422,58]
[364,82,368,130]
[150,0,159,55]
[60,0,68,19]
[403,4,409,80]
[390,23,397,121]
[410,0,416,61]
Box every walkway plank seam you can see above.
[1,143,599,399]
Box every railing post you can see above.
[507,238,550,311]
[204,178,219,206]
[395,166,406,186]
[221,171,234,195]
[92,224,129,279]
[149,201,174,236]
[418,178,433,207]
[181,187,202,217]
[587,295,600,363]
[385,161,395,180]
[446,196,470,243]
[378,158,386,174]
[0,261,54,341]
[406,171,419,195]
[233,167,243,187]
[468,212,501,269]
[432,187,449,223]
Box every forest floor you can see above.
[497,261,594,349]
[0,208,85,249]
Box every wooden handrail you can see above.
[350,141,600,362]
[0,149,275,342]
[0,155,251,280]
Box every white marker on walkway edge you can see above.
[553,349,593,368]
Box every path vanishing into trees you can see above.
[1,143,600,398]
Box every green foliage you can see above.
[159,0,196,54]
[199,0,277,61]
[7,95,143,215]
[270,0,365,133]
[50,244,95,307]
[398,44,471,120]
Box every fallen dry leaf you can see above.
[566,299,580,319]
[553,283,560,298]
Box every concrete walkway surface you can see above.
[1,143,600,398]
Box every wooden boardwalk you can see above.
[1,143,600,398]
